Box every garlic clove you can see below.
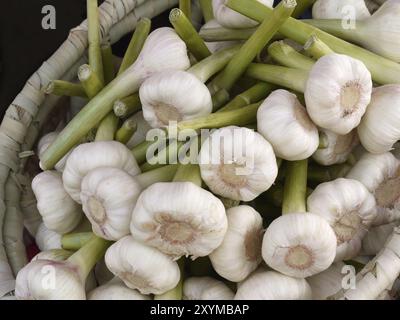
[32,171,82,234]
[305,53,372,135]
[125,111,152,149]
[37,132,72,172]
[130,182,227,259]
[63,141,141,203]
[262,213,337,278]
[257,89,319,161]
[307,178,377,261]
[199,126,278,202]
[105,236,180,295]
[35,222,62,251]
[312,0,371,20]
[209,205,264,282]
[88,277,150,300]
[183,276,235,300]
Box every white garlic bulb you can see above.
[209,205,263,282]
[62,141,140,203]
[140,70,213,128]
[88,277,150,300]
[35,223,62,251]
[126,111,152,149]
[262,213,337,278]
[212,0,274,29]
[37,132,72,172]
[307,178,377,261]
[312,129,359,166]
[347,152,400,226]
[305,53,372,135]
[312,0,371,20]
[183,277,235,300]
[201,19,241,53]
[198,126,278,202]
[32,171,82,234]
[80,167,142,241]
[130,182,227,259]
[358,85,400,154]
[257,90,319,161]
[362,222,398,255]
[235,270,312,300]
[105,236,180,295]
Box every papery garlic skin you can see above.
[358,85,400,154]
[80,167,142,241]
[347,152,400,226]
[126,112,152,149]
[307,178,377,261]
[362,222,398,255]
[312,0,371,20]
[212,0,274,29]
[199,126,278,202]
[130,182,227,259]
[63,141,140,203]
[305,54,372,135]
[262,213,337,278]
[140,70,212,128]
[32,171,82,234]
[88,278,150,300]
[201,20,241,53]
[183,277,235,300]
[257,90,319,161]
[313,129,359,166]
[35,223,62,251]
[37,132,71,172]
[105,236,180,295]
[235,270,312,300]
[15,259,85,300]
[209,205,263,282]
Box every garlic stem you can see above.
[173,163,202,187]
[113,93,141,118]
[308,163,352,182]
[211,0,296,92]
[318,131,329,149]
[282,159,308,214]
[45,81,87,98]
[87,0,104,86]
[135,164,180,189]
[226,0,400,84]
[179,0,192,23]
[78,64,103,99]
[304,35,334,60]
[268,41,315,71]
[292,0,316,18]
[170,8,211,61]
[212,89,230,110]
[141,140,186,172]
[131,140,156,164]
[199,0,214,22]
[94,113,119,141]
[116,118,137,144]
[62,232,94,251]
[101,41,115,84]
[200,25,256,41]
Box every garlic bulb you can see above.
[198,126,278,202]
[130,182,227,259]
[88,277,150,300]
[362,222,398,255]
[209,205,263,282]
[358,85,400,154]
[32,171,82,234]
[140,70,213,128]
[201,19,241,53]
[80,167,142,241]
[312,0,371,20]
[212,0,274,29]
[235,270,312,300]
[305,54,372,135]
[307,262,346,300]
[35,223,62,251]
[105,236,180,295]
[347,152,400,226]
[126,112,152,149]
[307,178,377,261]
[62,141,140,203]
[183,277,235,300]
[312,129,359,166]
[257,90,319,161]
[37,132,71,172]
[262,213,337,278]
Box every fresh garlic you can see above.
[62,141,140,203]
[305,54,372,135]
[312,129,359,166]
[183,277,235,300]
[201,19,241,53]
[312,0,371,20]
[80,167,142,241]
[307,262,346,300]
[209,205,263,282]
[198,126,278,202]
[88,277,150,300]
[235,269,312,300]
[307,178,377,261]
[257,90,319,161]
[32,171,82,234]
[358,85,400,154]
[347,152,400,226]
[37,132,71,172]
[362,222,398,255]
[105,236,180,295]
[35,223,62,251]
[212,0,274,29]
[130,182,227,259]
[126,112,152,149]
[140,70,213,128]
[262,213,337,278]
